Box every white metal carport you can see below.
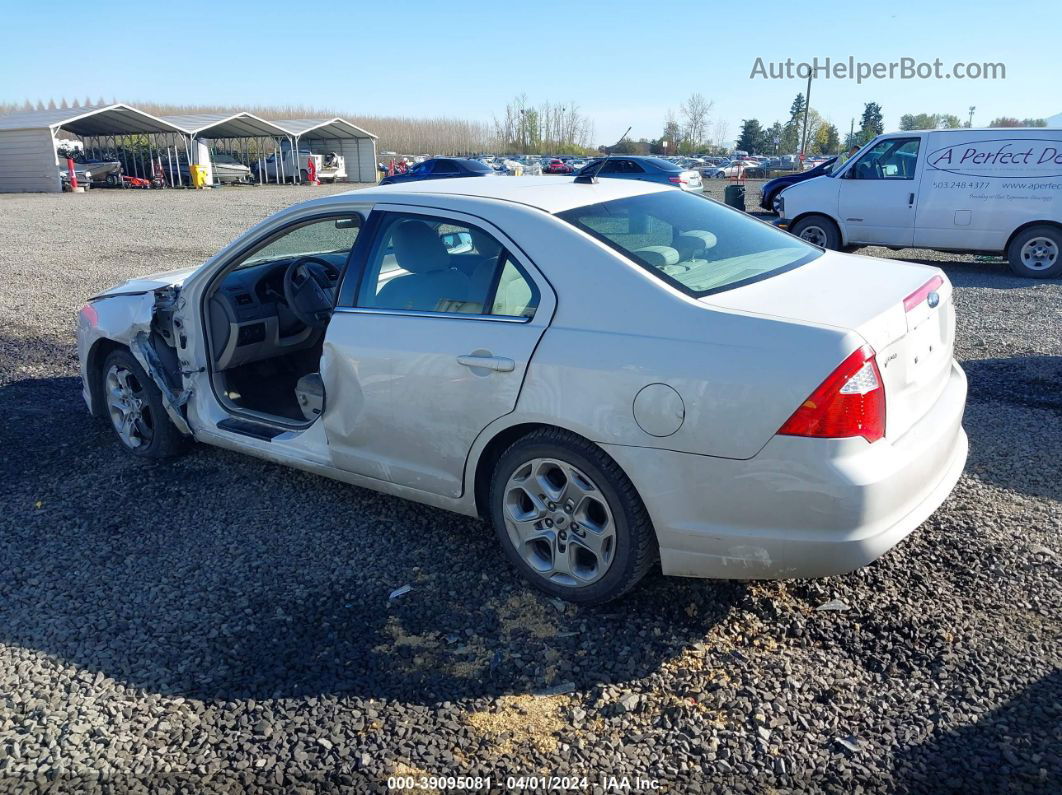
[161,112,294,185]
[0,104,183,192]
[275,118,378,182]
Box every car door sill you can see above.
[216,417,287,441]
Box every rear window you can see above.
[463,159,493,173]
[557,190,820,296]
[641,157,680,170]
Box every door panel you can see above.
[838,137,922,246]
[320,206,554,498]
[321,312,545,496]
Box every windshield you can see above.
[557,191,820,296]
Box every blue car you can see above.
[575,156,704,192]
[380,157,495,185]
[760,157,837,213]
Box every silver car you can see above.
[76,177,968,603]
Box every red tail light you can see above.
[777,345,886,443]
[903,275,944,312]
[669,175,688,184]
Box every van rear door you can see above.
[837,135,923,246]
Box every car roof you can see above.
[325,175,670,214]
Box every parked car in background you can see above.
[379,157,496,185]
[77,176,967,603]
[710,161,758,179]
[544,159,573,175]
[777,128,1062,277]
[760,157,837,212]
[576,156,703,192]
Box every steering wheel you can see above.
[282,256,339,330]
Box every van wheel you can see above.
[1007,225,1062,278]
[791,215,841,250]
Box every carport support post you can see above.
[277,138,286,184]
[273,139,280,185]
[293,136,300,184]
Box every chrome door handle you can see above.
[457,354,515,372]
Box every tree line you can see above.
[733,96,1050,158]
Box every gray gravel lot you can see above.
[1,183,1059,793]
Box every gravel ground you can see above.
[1,183,1059,793]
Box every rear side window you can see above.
[558,191,819,296]
[355,212,539,318]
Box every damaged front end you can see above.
[77,284,193,437]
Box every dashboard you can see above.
[207,253,344,371]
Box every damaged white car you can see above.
[77,177,968,603]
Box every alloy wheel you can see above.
[502,457,616,587]
[105,363,154,449]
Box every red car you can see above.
[544,158,572,175]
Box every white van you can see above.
[776,128,1062,277]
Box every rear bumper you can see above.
[603,360,968,579]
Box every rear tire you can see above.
[100,349,188,459]
[791,214,842,250]
[1007,225,1062,278]
[489,428,656,604]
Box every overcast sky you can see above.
[2,0,1058,144]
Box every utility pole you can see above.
[800,72,812,163]
[849,118,855,148]
[967,106,976,127]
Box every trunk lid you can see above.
[703,250,955,441]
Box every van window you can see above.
[851,138,920,180]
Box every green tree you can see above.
[814,123,840,154]
[736,119,768,154]
[900,112,963,130]
[990,117,1047,127]
[858,102,884,143]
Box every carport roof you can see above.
[275,118,377,139]
[160,112,290,138]
[0,104,184,135]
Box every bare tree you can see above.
[712,118,730,148]
[681,93,712,152]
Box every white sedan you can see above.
[77,177,968,603]
[711,160,760,178]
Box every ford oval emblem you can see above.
[927,291,940,309]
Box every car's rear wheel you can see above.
[1007,225,1062,278]
[489,428,656,604]
[101,349,187,459]
[791,214,842,250]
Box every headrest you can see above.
[675,230,718,259]
[392,220,451,274]
[634,245,680,268]
[469,227,503,259]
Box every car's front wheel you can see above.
[489,428,656,604]
[101,349,187,459]
[791,214,842,250]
